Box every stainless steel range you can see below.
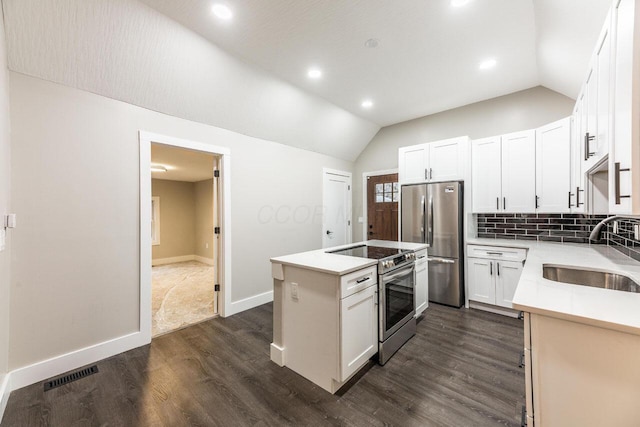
[328,244,417,365]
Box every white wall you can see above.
[0,3,11,402]
[9,72,352,370]
[353,86,575,241]
[2,0,379,162]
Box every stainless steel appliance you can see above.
[401,181,464,307]
[328,244,416,365]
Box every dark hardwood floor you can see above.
[1,303,525,426]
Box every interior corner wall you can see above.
[151,179,196,261]
[195,179,214,260]
[8,72,353,371]
[0,4,11,391]
[352,86,575,241]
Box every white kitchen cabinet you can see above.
[609,0,637,214]
[340,284,378,381]
[399,136,467,184]
[595,12,612,161]
[414,249,428,316]
[471,131,537,214]
[536,117,572,213]
[571,98,587,213]
[471,136,502,213]
[467,245,526,311]
[501,130,536,213]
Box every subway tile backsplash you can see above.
[476,213,640,262]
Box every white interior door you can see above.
[323,169,352,248]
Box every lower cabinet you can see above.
[467,245,526,309]
[340,285,378,381]
[415,249,428,316]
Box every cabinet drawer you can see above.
[467,244,527,261]
[340,266,377,299]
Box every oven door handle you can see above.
[382,264,415,282]
[427,257,455,264]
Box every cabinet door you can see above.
[583,64,598,172]
[340,285,378,381]
[467,258,495,304]
[429,137,465,182]
[501,130,536,213]
[399,144,428,183]
[495,260,523,308]
[571,98,587,213]
[472,137,502,213]
[415,255,428,316]
[595,14,612,160]
[536,117,571,213]
[610,0,634,214]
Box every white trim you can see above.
[151,255,195,266]
[194,255,215,266]
[140,131,232,326]
[9,331,144,391]
[270,343,285,367]
[0,373,10,423]
[151,196,160,246]
[322,168,353,248]
[229,290,273,314]
[361,168,399,241]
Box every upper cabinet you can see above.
[501,130,537,213]
[472,136,502,213]
[609,0,638,214]
[398,136,468,184]
[536,118,572,213]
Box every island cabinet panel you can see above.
[274,264,378,393]
[526,313,640,426]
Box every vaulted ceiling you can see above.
[139,0,611,126]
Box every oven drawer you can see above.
[341,266,377,299]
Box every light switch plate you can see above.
[613,221,618,234]
[634,224,640,241]
[291,282,299,300]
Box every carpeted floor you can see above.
[151,261,216,336]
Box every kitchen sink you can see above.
[543,264,640,293]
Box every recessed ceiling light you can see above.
[479,58,497,70]
[151,165,168,173]
[451,0,471,7]
[361,99,374,109]
[212,4,233,20]
[307,68,322,79]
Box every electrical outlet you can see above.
[635,224,640,241]
[205,243,209,249]
[613,221,618,234]
[291,282,299,300]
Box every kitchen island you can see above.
[269,240,427,393]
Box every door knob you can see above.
[326,230,333,235]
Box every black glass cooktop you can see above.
[328,245,410,260]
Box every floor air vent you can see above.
[44,365,99,391]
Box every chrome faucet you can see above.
[589,215,640,243]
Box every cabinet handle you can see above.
[429,168,433,180]
[486,251,503,256]
[496,197,499,210]
[614,162,631,205]
[568,191,573,209]
[356,276,370,284]
[424,168,428,181]
[584,132,596,161]
[535,195,539,210]
[503,197,506,210]
[490,261,493,276]
[497,262,500,276]
[576,186,584,207]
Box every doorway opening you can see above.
[139,132,232,343]
[322,168,352,248]
[363,170,399,241]
[150,144,219,336]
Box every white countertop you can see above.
[270,240,429,275]
[468,238,640,335]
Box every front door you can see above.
[367,173,399,241]
[322,169,352,248]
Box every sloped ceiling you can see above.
[139,0,611,126]
[1,0,612,160]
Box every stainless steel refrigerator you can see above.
[401,181,464,307]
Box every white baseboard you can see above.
[194,255,215,266]
[0,373,10,424]
[270,343,285,367]
[227,290,273,316]
[469,301,520,318]
[151,255,195,266]
[9,331,148,392]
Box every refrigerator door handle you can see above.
[427,257,455,264]
[428,195,434,246]
[420,195,426,233]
